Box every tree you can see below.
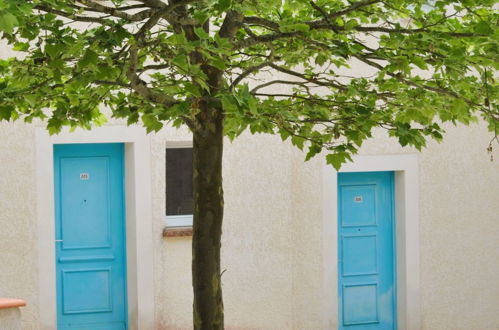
[0,0,497,328]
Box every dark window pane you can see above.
[166,148,193,215]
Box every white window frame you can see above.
[322,154,421,330]
[165,141,193,228]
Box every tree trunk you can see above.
[192,107,225,330]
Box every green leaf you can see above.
[127,111,139,125]
[23,94,37,107]
[216,0,232,12]
[412,57,428,70]
[474,21,493,34]
[305,144,322,161]
[344,19,359,30]
[0,12,18,34]
[45,44,61,58]
[221,95,237,113]
[291,135,305,150]
[142,113,163,133]
[326,153,345,171]
[248,96,257,114]
[280,23,310,33]
[279,129,290,141]
[172,54,189,72]
[209,57,226,70]
[47,117,62,135]
[184,83,202,97]
[194,77,210,92]
[0,105,13,120]
[315,54,327,66]
[193,11,209,25]
[79,49,98,68]
[194,27,209,39]
[13,42,29,52]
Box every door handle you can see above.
[55,240,63,242]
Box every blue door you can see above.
[338,172,396,329]
[54,143,128,330]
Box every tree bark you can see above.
[192,106,225,330]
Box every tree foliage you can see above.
[1,1,498,329]
[0,0,497,168]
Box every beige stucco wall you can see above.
[0,103,498,329]
[418,123,499,330]
[0,308,22,330]
[0,122,38,330]
[151,128,296,329]
[146,120,499,329]
[294,122,499,330]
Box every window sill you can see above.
[162,226,193,238]
[0,298,26,310]
[165,214,193,227]
[164,215,193,237]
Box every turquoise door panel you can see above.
[338,172,396,329]
[54,144,127,330]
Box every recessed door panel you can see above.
[343,283,379,325]
[342,235,378,276]
[340,184,376,227]
[62,268,113,314]
[60,157,111,249]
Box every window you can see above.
[165,144,193,227]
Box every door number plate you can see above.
[80,173,90,180]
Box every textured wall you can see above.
[150,121,499,330]
[418,123,499,330]
[0,122,39,330]
[152,127,295,329]
[0,308,22,330]
[0,41,39,330]
[0,119,498,330]
[289,154,324,330]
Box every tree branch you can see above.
[236,6,482,50]
[93,80,130,88]
[139,64,171,72]
[243,16,279,31]
[230,61,272,89]
[126,45,178,107]
[76,0,154,21]
[34,5,113,25]
[219,10,245,39]
[136,0,168,9]
[135,0,200,42]
[354,54,481,106]
[351,26,479,37]
[267,63,347,91]
[324,0,381,20]
[234,31,303,49]
[250,80,309,94]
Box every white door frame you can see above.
[35,125,155,330]
[322,154,421,330]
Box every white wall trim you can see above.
[322,154,421,330]
[35,125,154,330]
